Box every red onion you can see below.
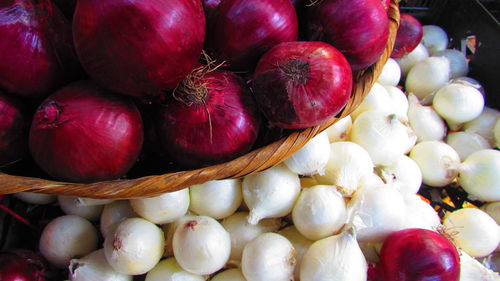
[379,228,460,281]
[29,81,143,183]
[252,41,352,129]
[391,14,423,58]
[208,0,298,70]
[0,250,48,281]
[0,0,80,99]
[157,69,261,168]
[0,92,28,166]
[73,0,205,99]
[308,0,389,71]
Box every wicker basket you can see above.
[0,0,400,199]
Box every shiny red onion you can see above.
[308,0,389,71]
[0,0,80,99]
[391,14,423,58]
[252,41,352,129]
[379,228,460,281]
[0,250,48,281]
[0,92,28,167]
[208,0,298,70]
[29,81,143,183]
[73,0,205,99]
[157,70,261,168]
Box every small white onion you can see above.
[162,215,196,258]
[402,194,441,230]
[422,25,449,55]
[292,185,347,240]
[433,83,485,129]
[75,198,115,206]
[384,85,409,121]
[351,110,417,166]
[104,218,165,275]
[480,202,500,225]
[277,226,313,281]
[69,249,132,281]
[443,208,500,258]
[375,155,423,197]
[58,195,104,221]
[100,201,136,238]
[221,211,282,262]
[459,250,500,281]
[300,229,367,281]
[314,141,374,196]
[242,164,300,224]
[464,107,500,146]
[407,93,447,142]
[284,131,330,176]
[495,119,500,149]
[348,184,406,243]
[241,233,296,281]
[433,49,468,78]
[14,192,56,205]
[130,188,189,224]
[40,215,98,268]
[458,149,500,202]
[145,258,205,281]
[446,132,491,161]
[351,83,392,120]
[324,115,352,143]
[189,179,242,219]
[173,216,231,275]
[377,58,401,86]
[409,141,460,187]
[357,173,385,190]
[405,56,450,100]
[211,268,246,281]
[451,76,485,95]
[395,42,429,77]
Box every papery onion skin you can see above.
[29,81,143,183]
[0,92,28,166]
[73,0,205,98]
[308,0,389,71]
[157,70,260,168]
[252,41,352,129]
[0,0,80,99]
[379,228,460,281]
[208,0,298,70]
[391,14,423,58]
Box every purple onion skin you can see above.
[0,92,28,167]
[157,71,261,168]
[308,0,389,71]
[29,81,144,183]
[0,250,48,281]
[0,0,80,99]
[208,0,298,71]
[252,41,353,129]
[73,0,205,99]
[391,14,423,58]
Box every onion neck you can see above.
[35,100,65,128]
[281,59,310,86]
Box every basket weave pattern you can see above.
[0,0,400,198]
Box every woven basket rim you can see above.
[0,0,401,199]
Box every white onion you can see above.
[350,83,392,120]
[451,76,485,95]
[189,179,242,219]
[292,185,347,240]
[348,184,406,243]
[100,201,136,238]
[324,115,352,143]
[422,25,449,55]
[375,155,423,197]
[210,268,246,281]
[433,83,485,129]
[407,93,447,142]
[384,85,409,121]
[351,110,417,166]
[221,211,281,262]
[162,215,196,258]
[459,250,500,281]
[464,107,500,146]
[409,141,460,187]
[458,149,500,202]
[40,215,98,268]
[377,58,401,86]
[433,49,468,78]
[58,196,104,221]
[277,226,313,281]
[173,216,231,275]
[75,198,114,206]
[405,56,450,100]
[480,202,500,225]
[443,208,500,258]
[241,233,296,281]
[104,218,165,275]
[300,229,367,281]
[395,42,429,77]
[242,164,300,224]
[14,192,56,205]
[446,132,491,161]
[402,194,441,230]
[69,249,132,281]
[284,131,330,176]
[130,188,189,224]
[145,258,205,281]
[357,173,385,190]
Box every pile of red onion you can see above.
[0,250,50,281]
